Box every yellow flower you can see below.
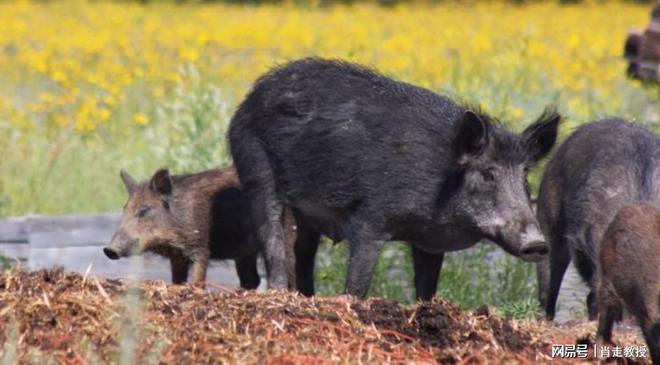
[50,69,67,83]
[567,33,580,50]
[133,113,149,125]
[511,107,525,120]
[97,108,111,121]
[152,86,165,98]
[179,46,200,62]
[0,0,652,137]
[54,115,69,127]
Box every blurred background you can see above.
[0,0,658,318]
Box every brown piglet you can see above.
[104,166,297,289]
[597,203,660,363]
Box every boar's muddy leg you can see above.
[545,239,571,320]
[294,226,321,297]
[170,256,190,284]
[235,253,260,290]
[411,246,444,301]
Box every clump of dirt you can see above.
[351,298,541,362]
[0,268,651,364]
[487,315,533,351]
[352,299,468,348]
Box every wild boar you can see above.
[537,119,660,320]
[104,166,296,289]
[597,203,659,363]
[228,57,559,297]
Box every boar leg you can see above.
[586,291,599,321]
[411,246,443,301]
[639,291,660,364]
[596,280,622,343]
[249,191,288,290]
[282,208,298,291]
[643,321,660,364]
[294,227,321,297]
[544,241,571,320]
[536,257,550,309]
[170,256,190,284]
[235,253,260,290]
[574,249,598,320]
[190,255,209,286]
[596,304,621,343]
[345,230,385,298]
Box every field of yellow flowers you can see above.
[0,0,658,217]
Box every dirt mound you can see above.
[0,268,650,364]
[351,299,540,363]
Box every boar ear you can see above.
[524,107,561,164]
[454,110,489,164]
[120,169,138,196]
[150,168,173,196]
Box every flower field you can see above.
[0,0,657,216]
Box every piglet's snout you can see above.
[103,231,133,260]
[103,246,121,260]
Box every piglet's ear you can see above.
[454,110,489,164]
[524,107,561,164]
[150,168,173,196]
[120,169,137,196]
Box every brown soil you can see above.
[0,268,651,364]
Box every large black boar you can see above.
[104,166,296,289]
[228,58,560,297]
[537,119,660,320]
[597,203,659,363]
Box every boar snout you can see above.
[103,247,121,260]
[518,225,548,262]
[104,231,135,260]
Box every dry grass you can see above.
[0,268,650,364]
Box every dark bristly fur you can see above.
[537,119,660,320]
[105,166,297,289]
[229,57,560,297]
[597,204,660,363]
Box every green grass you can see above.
[314,240,541,317]
[0,66,233,217]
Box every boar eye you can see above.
[162,200,169,210]
[137,205,150,218]
[482,168,497,182]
